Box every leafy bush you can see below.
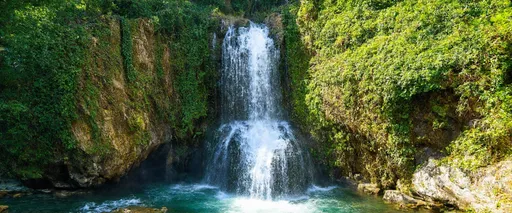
[286,0,512,184]
[0,4,86,178]
[0,0,220,178]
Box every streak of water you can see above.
[205,23,313,199]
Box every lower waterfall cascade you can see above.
[0,22,411,213]
[204,22,314,200]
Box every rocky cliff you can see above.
[0,12,220,188]
[409,158,512,212]
[57,18,173,188]
[279,0,512,212]
[59,15,223,188]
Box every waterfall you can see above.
[205,23,313,200]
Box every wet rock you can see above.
[216,15,249,33]
[0,179,29,192]
[54,190,90,198]
[52,181,74,189]
[0,205,8,213]
[412,159,474,208]
[357,183,380,195]
[0,179,32,198]
[411,159,512,212]
[383,190,426,208]
[353,174,363,182]
[265,13,284,44]
[336,177,357,189]
[37,189,52,194]
[110,206,168,213]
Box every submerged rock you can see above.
[0,205,8,213]
[110,206,168,213]
[0,179,28,192]
[53,190,90,198]
[411,159,512,212]
[0,179,32,198]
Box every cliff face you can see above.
[41,16,220,188]
[56,18,172,187]
[410,159,512,212]
[280,0,512,211]
[0,1,223,184]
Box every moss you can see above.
[121,16,137,83]
[281,4,312,128]
[0,0,220,180]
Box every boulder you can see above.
[412,159,473,207]
[383,190,418,204]
[0,179,29,192]
[353,173,363,182]
[0,178,32,198]
[0,206,8,213]
[411,159,512,212]
[357,183,380,195]
[383,190,427,209]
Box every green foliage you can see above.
[105,1,218,139]
[79,22,116,156]
[282,4,312,127]
[447,87,512,170]
[108,0,167,18]
[193,0,284,17]
[0,0,220,178]
[288,0,512,183]
[156,1,217,138]
[0,4,86,178]
[120,16,137,83]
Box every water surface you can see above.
[2,183,412,213]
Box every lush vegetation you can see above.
[283,0,512,186]
[157,1,218,137]
[0,2,87,178]
[0,0,222,179]
[2,0,510,192]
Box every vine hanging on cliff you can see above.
[120,16,137,83]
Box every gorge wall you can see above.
[0,1,222,188]
[65,18,186,188]
[1,0,511,212]
[279,0,512,212]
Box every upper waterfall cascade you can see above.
[205,23,314,200]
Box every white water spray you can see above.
[206,23,313,200]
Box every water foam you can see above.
[307,185,338,193]
[205,23,314,199]
[80,198,142,213]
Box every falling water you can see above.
[205,23,314,200]
[1,22,406,213]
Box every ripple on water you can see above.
[307,185,338,193]
[45,183,407,213]
[79,198,142,213]
[226,198,317,213]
